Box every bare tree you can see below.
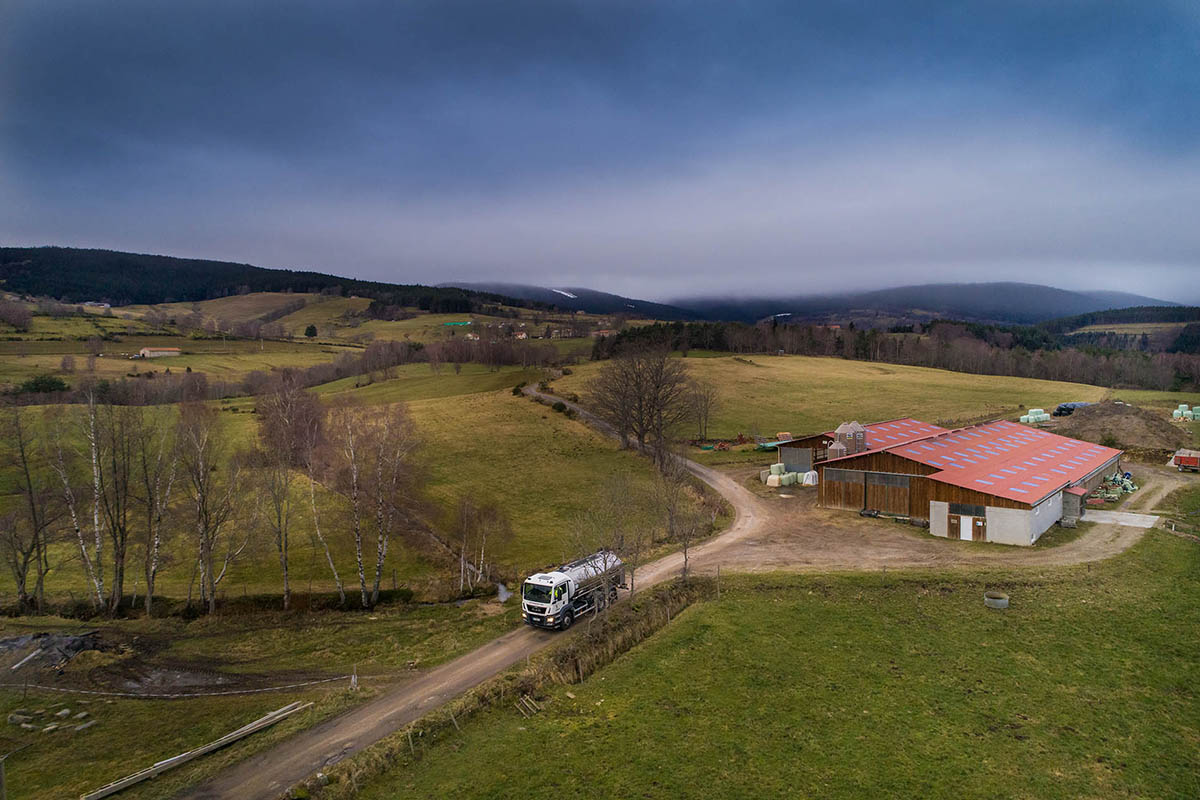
[329,401,422,608]
[95,402,138,613]
[255,372,324,610]
[132,404,178,615]
[568,473,648,598]
[689,379,719,441]
[46,408,105,608]
[1,405,60,612]
[300,400,344,605]
[451,497,514,595]
[656,448,705,581]
[177,402,248,614]
[586,347,691,458]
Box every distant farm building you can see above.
[591,329,617,338]
[804,419,1121,546]
[137,347,181,358]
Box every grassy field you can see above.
[274,295,373,335]
[0,596,521,799]
[120,291,316,323]
[313,363,540,403]
[1070,322,1188,335]
[359,532,1200,800]
[554,354,1120,440]
[404,388,703,572]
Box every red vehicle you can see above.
[1174,449,1200,472]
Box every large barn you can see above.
[810,420,1122,545]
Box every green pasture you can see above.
[360,532,1200,800]
[554,355,1151,439]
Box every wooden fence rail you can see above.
[79,700,312,800]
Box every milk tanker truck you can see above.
[520,550,625,630]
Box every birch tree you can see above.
[132,404,178,615]
[46,408,105,608]
[329,402,422,609]
[1,405,60,612]
[452,497,513,595]
[300,398,344,606]
[177,402,247,614]
[255,373,323,610]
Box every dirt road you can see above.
[180,393,1167,799]
[180,404,769,800]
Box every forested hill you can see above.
[673,282,1177,325]
[1039,305,1200,334]
[440,281,700,321]
[0,246,535,311]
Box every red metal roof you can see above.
[1065,486,1089,497]
[811,418,949,453]
[888,420,1121,505]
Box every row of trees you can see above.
[596,321,1200,391]
[0,372,431,616]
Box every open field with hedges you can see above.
[358,532,1200,800]
[0,335,359,385]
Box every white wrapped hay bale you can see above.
[766,474,782,487]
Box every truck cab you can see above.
[520,571,574,629]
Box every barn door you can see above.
[948,513,960,539]
[959,516,972,541]
[973,516,987,542]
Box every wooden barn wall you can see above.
[819,467,1032,515]
[866,482,908,515]
[926,483,1029,510]
[819,451,940,476]
[908,476,932,518]
[820,471,864,511]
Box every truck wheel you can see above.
[559,610,573,630]
[609,587,618,604]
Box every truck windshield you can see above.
[522,583,552,604]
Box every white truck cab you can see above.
[521,551,624,630]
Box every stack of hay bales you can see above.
[1174,404,1194,421]
[760,463,803,488]
[1021,409,1051,424]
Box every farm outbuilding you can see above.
[815,420,1122,546]
[777,418,948,474]
[137,346,181,358]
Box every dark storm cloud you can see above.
[2,1,1198,301]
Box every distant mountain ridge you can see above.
[0,246,534,312]
[439,282,701,321]
[671,283,1178,325]
[0,249,1179,327]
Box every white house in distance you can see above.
[137,346,181,358]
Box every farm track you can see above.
[181,389,1163,799]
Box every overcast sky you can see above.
[2,1,1198,303]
